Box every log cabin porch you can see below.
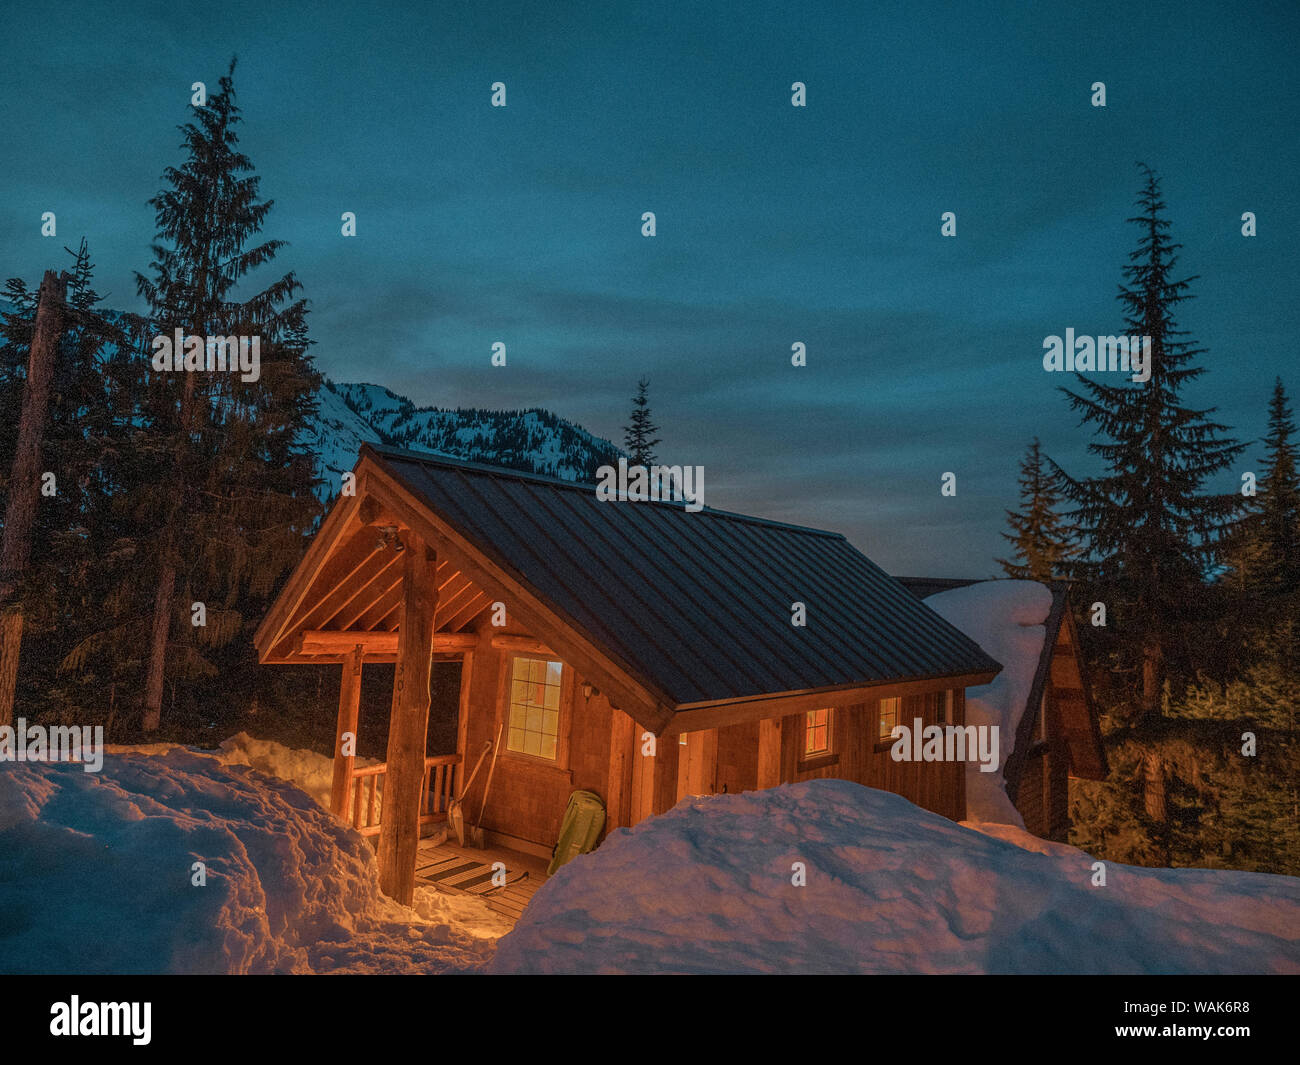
[254,445,1005,911]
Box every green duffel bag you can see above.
[547,789,607,876]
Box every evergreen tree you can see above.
[997,437,1078,580]
[0,242,140,724]
[1254,379,1300,590]
[132,59,320,732]
[622,376,660,465]
[1051,166,1244,866]
[1051,165,1244,723]
[1222,379,1300,667]
[1229,380,1300,591]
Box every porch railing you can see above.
[348,754,461,837]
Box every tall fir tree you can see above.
[1051,166,1244,865]
[622,376,660,465]
[133,59,320,732]
[1222,378,1300,666]
[997,437,1078,580]
[1255,379,1300,589]
[1236,379,1300,590]
[1051,165,1244,722]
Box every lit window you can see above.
[506,655,563,760]
[804,708,832,756]
[878,697,901,742]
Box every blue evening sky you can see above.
[2,0,1296,573]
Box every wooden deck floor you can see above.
[414,834,549,926]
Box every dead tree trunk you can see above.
[140,372,197,732]
[0,271,66,727]
[140,558,176,732]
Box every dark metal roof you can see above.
[368,444,1002,707]
[894,576,982,598]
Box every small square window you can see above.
[804,708,833,757]
[878,697,901,743]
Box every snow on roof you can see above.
[922,579,1054,827]
[489,779,1300,974]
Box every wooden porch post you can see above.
[377,536,438,905]
[676,728,718,800]
[757,717,783,789]
[630,728,680,824]
[605,700,636,828]
[330,644,364,818]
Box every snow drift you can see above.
[0,750,502,974]
[489,780,1300,975]
[107,731,381,819]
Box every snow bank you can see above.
[0,751,505,974]
[490,780,1300,974]
[924,580,1053,826]
[214,732,342,810]
[109,731,378,816]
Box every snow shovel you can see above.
[469,723,504,849]
[447,739,493,847]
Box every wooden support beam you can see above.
[377,537,438,905]
[329,645,364,817]
[676,728,718,800]
[254,492,362,660]
[299,548,404,633]
[756,717,782,789]
[629,728,680,825]
[490,634,556,656]
[605,700,636,829]
[439,590,490,633]
[456,651,473,767]
[298,630,475,656]
[359,494,401,527]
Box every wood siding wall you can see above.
[452,605,972,845]
[455,620,614,850]
[706,690,966,821]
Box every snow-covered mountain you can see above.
[304,379,624,502]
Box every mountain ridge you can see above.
[305,377,624,503]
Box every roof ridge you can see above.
[363,443,846,539]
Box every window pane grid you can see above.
[804,707,832,756]
[879,697,901,742]
[506,655,563,760]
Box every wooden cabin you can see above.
[255,445,1002,903]
[897,577,1108,842]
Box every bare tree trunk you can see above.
[1141,636,1164,721]
[1141,746,1167,822]
[140,557,175,732]
[1141,745,1170,865]
[0,271,66,727]
[140,372,196,732]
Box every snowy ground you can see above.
[489,780,1300,975]
[0,743,509,974]
[5,703,1297,974]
